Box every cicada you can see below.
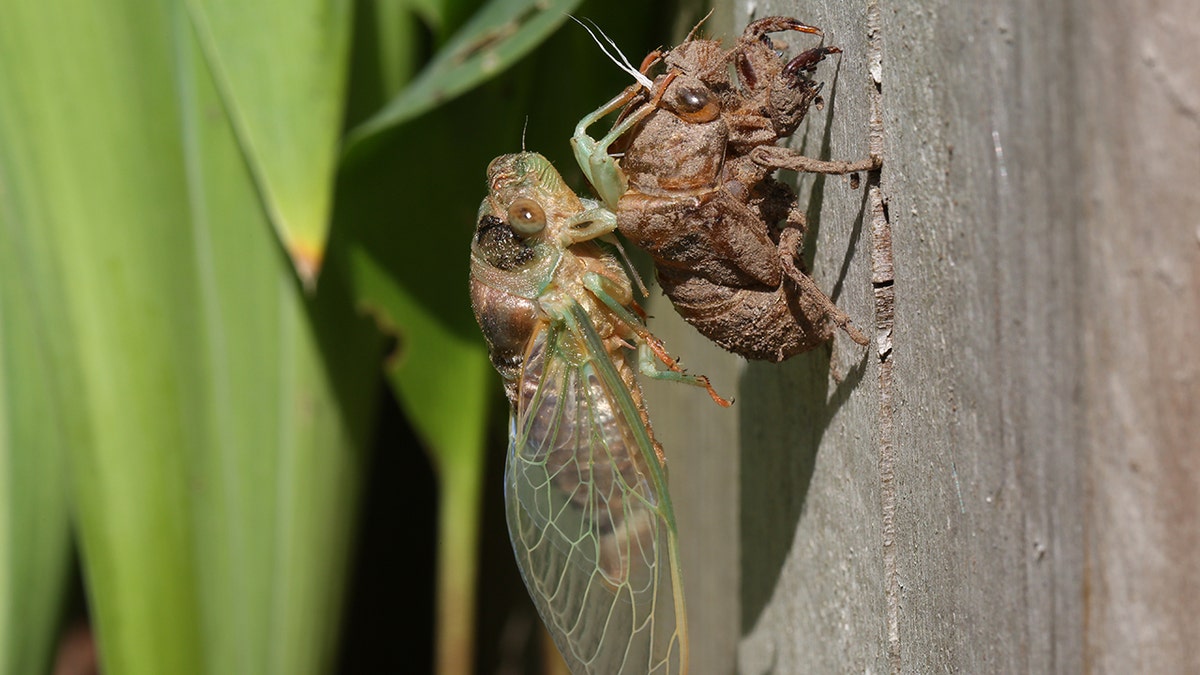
[470,151,725,674]
[572,17,880,362]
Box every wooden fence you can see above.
[644,0,1200,671]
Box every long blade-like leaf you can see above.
[0,168,74,675]
[187,0,353,285]
[0,1,381,674]
[342,0,583,158]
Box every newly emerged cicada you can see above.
[572,17,880,362]
[470,152,726,674]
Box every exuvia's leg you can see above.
[743,16,823,42]
[783,46,843,78]
[776,227,870,346]
[752,145,881,175]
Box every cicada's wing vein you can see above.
[504,319,685,674]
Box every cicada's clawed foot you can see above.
[752,145,882,175]
[641,332,733,408]
[777,228,870,347]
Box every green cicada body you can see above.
[470,152,700,674]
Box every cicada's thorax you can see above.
[553,241,639,349]
[531,238,655,436]
[619,110,726,198]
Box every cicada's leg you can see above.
[561,207,651,299]
[751,145,881,175]
[562,206,619,245]
[583,272,732,407]
[572,87,640,208]
[635,345,733,407]
[571,78,673,209]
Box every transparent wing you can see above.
[505,305,686,674]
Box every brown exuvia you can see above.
[573,16,880,362]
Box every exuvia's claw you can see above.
[744,16,823,42]
[783,46,842,78]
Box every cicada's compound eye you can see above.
[508,198,547,235]
[668,84,720,124]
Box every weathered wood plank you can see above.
[881,0,1087,670]
[1079,1,1200,671]
[652,0,1198,672]
[731,1,887,673]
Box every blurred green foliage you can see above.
[0,0,693,672]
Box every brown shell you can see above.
[602,16,868,361]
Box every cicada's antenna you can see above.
[522,116,528,151]
[569,15,654,91]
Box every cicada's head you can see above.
[475,151,597,269]
[479,152,590,248]
[473,151,618,284]
[470,153,588,397]
[663,38,730,97]
[472,153,578,284]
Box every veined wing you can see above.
[505,303,687,674]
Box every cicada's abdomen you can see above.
[469,278,538,403]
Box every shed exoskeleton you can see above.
[573,17,880,362]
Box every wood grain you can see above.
[653,0,1200,672]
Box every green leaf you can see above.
[342,0,584,159]
[337,112,495,675]
[0,173,73,675]
[173,19,383,675]
[0,2,381,674]
[187,0,353,285]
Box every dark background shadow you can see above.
[738,57,873,634]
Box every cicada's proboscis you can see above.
[470,152,726,674]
